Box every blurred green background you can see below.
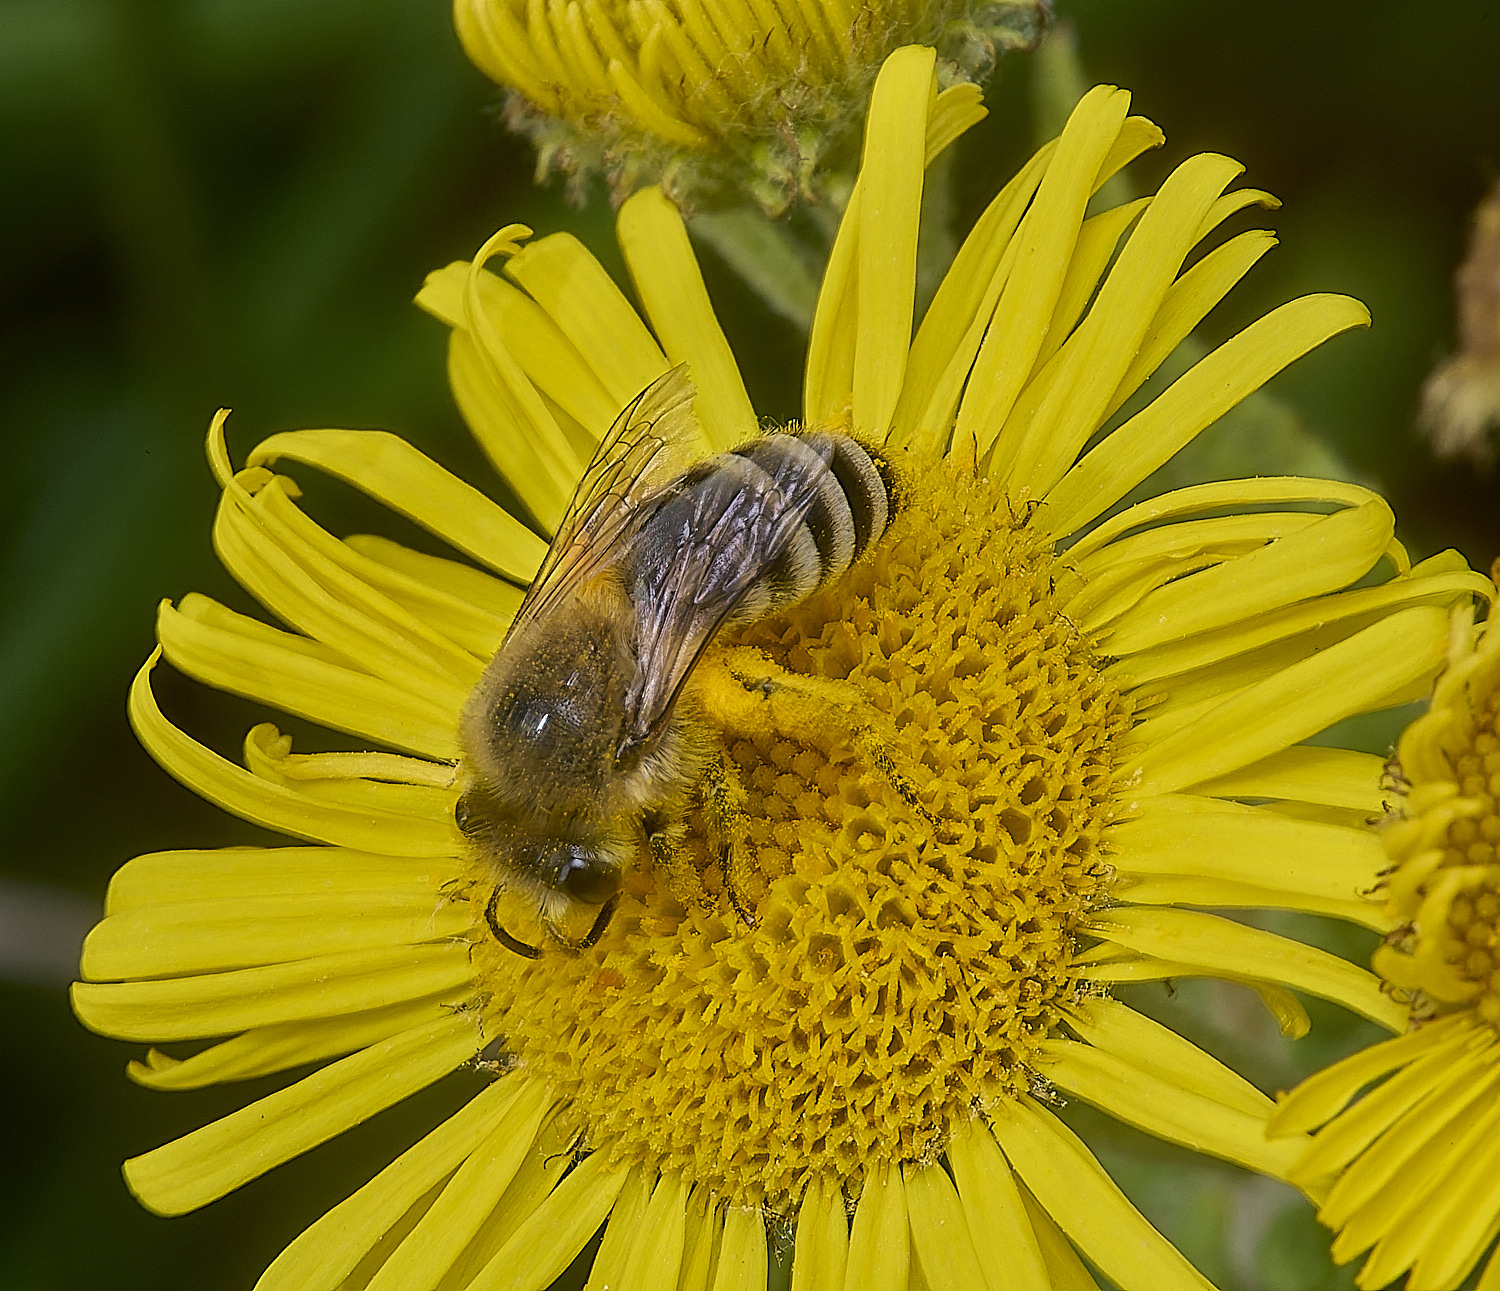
[2,0,1498,1287]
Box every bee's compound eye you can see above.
[454,795,478,835]
[554,847,619,906]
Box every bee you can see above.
[456,364,898,958]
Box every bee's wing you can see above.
[622,444,831,751]
[506,364,699,643]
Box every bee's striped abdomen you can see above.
[721,431,895,625]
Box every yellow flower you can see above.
[1271,604,1500,1291]
[74,46,1492,1291]
[454,0,1046,208]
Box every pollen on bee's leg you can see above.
[699,745,756,926]
[848,724,944,833]
[646,816,713,910]
[700,644,938,830]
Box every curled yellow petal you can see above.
[125,1011,487,1216]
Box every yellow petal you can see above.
[125,1011,487,1216]
[1108,795,1384,905]
[365,1080,554,1291]
[617,187,753,452]
[1482,1249,1500,1291]
[454,0,555,106]
[213,479,480,699]
[1116,875,1389,931]
[1102,228,1277,424]
[1126,605,1450,795]
[82,881,469,983]
[791,1176,849,1291]
[903,1159,988,1291]
[1194,187,1280,241]
[1073,957,1312,1036]
[345,533,521,624]
[679,1190,724,1291]
[465,1148,630,1291]
[1190,746,1386,813]
[587,1166,653,1289]
[125,999,451,1091]
[997,151,1246,495]
[254,1078,534,1291]
[958,85,1132,461]
[606,55,712,147]
[1331,1065,1500,1282]
[844,1163,908,1291]
[1064,475,1383,566]
[1095,115,1166,187]
[1069,511,1322,631]
[452,229,590,527]
[432,1126,574,1291]
[1064,997,1272,1117]
[265,473,508,661]
[102,845,458,915]
[1268,1013,1471,1136]
[615,1172,690,1290]
[806,187,861,425]
[990,1098,1215,1291]
[808,57,986,438]
[503,230,667,407]
[1108,568,1488,691]
[925,82,987,162]
[1036,1037,1305,1178]
[129,653,460,858]
[159,596,460,760]
[851,44,934,441]
[1408,1133,1500,1290]
[1018,1188,1103,1291]
[1037,293,1371,537]
[1104,500,1394,655]
[1083,906,1406,1030]
[1031,196,1152,372]
[443,331,577,531]
[248,428,547,582]
[242,726,458,824]
[712,1206,769,1291]
[945,1118,1051,1291]
[1295,1034,1491,1191]
[258,746,454,788]
[888,142,1053,452]
[72,941,472,1040]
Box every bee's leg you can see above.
[699,742,756,927]
[845,724,942,831]
[698,646,940,830]
[485,886,542,959]
[549,895,620,951]
[644,812,711,909]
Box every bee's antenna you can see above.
[485,886,542,959]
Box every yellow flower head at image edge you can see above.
[72,47,1493,1291]
[455,0,1045,207]
[1271,603,1500,1291]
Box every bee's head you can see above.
[530,840,620,905]
[455,792,624,907]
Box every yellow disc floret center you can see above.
[475,457,1130,1206]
